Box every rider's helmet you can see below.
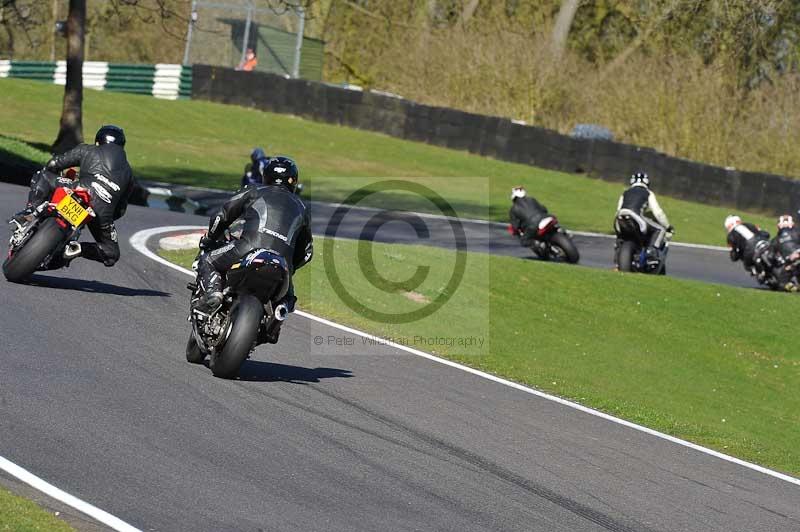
[778,214,795,230]
[511,186,527,200]
[630,172,650,187]
[724,215,742,233]
[95,125,125,147]
[259,156,299,192]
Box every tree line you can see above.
[2,1,799,174]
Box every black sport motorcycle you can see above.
[186,247,291,379]
[614,212,670,275]
[511,215,580,264]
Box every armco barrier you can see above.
[0,60,191,100]
[192,64,800,215]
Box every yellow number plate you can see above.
[56,195,89,227]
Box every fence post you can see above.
[291,6,305,79]
[240,4,253,67]
[182,0,197,66]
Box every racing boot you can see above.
[195,263,223,313]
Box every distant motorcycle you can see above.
[510,215,580,264]
[186,245,291,379]
[3,176,95,282]
[748,240,780,290]
[614,211,670,275]
[771,248,800,292]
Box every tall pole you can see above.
[50,0,58,62]
[182,0,197,66]
[240,4,252,67]
[291,6,305,78]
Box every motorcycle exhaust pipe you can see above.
[274,303,289,321]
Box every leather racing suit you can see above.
[197,183,313,315]
[509,196,549,247]
[27,143,134,266]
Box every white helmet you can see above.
[778,215,795,230]
[511,186,527,200]
[724,215,741,233]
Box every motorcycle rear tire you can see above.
[618,241,636,273]
[3,218,66,283]
[209,294,263,379]
[551,233,580,264]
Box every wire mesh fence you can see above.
[183,0,323,80]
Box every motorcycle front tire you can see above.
[209,294,263,379]
[3,218,66,283]
[186,331,206,364]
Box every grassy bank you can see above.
[0,486,73,531]
[162,239,800,476]
[0,78,778,246]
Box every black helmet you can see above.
[630,171,650,186]
[95,125,125,147]
[259,156,299,192]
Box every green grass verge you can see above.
[0,135,49,165]
[0,77,778,246]
[0,486,74,531]
[162,239,800,476]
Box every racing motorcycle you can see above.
[750,240,781,290]
[614,211,670,275]
[510,215,580,264]
[3,179,95,282]
[186,247,291,379]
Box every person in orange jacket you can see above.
[236,48,258,71]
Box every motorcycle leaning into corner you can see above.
[614,210,672,275]
[510,215,580,264]
[3,169,94,282]
[185,233,292,379]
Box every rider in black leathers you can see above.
[771,215,800,290]
[509,186,549,246]
[724,215,771,277]
[241,147,269,189]
[13,125,134,267]
[195,157,312,339]
[613,172,673,268]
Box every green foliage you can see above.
[163,237,800,475]
[0,0,189,63]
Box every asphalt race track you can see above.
[306,202,756,289]
[1,181,797,532]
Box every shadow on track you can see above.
[233,360,353,383]
[27,274,171,297]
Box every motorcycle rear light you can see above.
[73,188,92,205]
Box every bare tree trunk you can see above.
[550,0,581,58]
[52,0,85,154]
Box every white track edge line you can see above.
[0,456,140,532]
[131,225,800,488]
